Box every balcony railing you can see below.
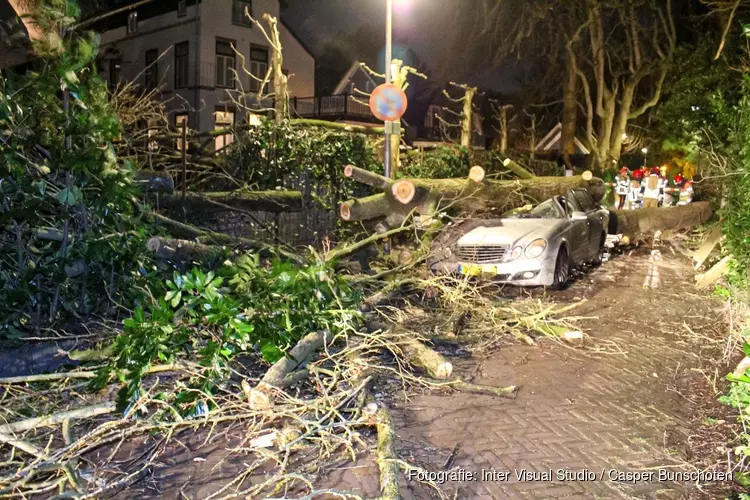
[291,95,378,122]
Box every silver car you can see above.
[430,188,609,289]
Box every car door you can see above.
[572,189,605,259]
[563,192,589,264]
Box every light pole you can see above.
[641,147,648,167]
[384,0,394,179]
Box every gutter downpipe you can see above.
[194,0,201,131]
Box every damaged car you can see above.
[430,188,610,289]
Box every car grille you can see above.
[455,245,508,264]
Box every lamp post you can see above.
[384,0,394,179]
[641,147,649,166]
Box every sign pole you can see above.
[384,0,393,180]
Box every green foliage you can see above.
[0,1,153,339]
[398,146,471,179]
[217,120,380,209]
[93,255,361,415]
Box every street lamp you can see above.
[641,147,648,166]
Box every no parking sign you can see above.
[369,83,408,122]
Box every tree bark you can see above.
[341,168,605,222]
[403,339,453,379]
[147,237,226,262]
[613,202,713,238]
[155,190,303,213]
[502,158,536,180]
[134,170,174,193]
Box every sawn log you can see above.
[613,202,713,238]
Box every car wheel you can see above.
[592,235,606,267]
[551,247,570,290]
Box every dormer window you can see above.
[127,11,138,34]
[177,0,187,17]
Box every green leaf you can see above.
[170,291,182,308]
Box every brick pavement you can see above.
[384,251,724,499]
[321,250,724,500]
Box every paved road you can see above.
[328,249,727,499]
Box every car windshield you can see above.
[514,199,561,219]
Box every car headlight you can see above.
[509,246,523,261]
[524,239,547,259]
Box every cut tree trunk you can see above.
[134,170,174,193]
[147,237,226,262]
[246,330,332,409]
[150,212,302,263]
[501,158,536,180]
[614,202,713,238]
[154,190,303,213]
[696,255,732,290]
[340,166,605,223]
[693,226,723,270]
[403,339,453,379]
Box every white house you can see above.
[535,122,591,156]
[91,0,315,146]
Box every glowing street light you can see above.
[641,147,649,166]
[622,133,628,140]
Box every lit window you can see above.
[216,40,236,88]
[249,45,268,93]
[127,11,138,34]
[177,0,187,17]
[214,110,234,151]
[232,0,252,26]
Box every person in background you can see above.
[628,179,641,209]
[677,180,694,205]
[615,167,630,210]
[633,166,645,183]
[641,168,661,209]
[674,173,685,188]
[657,172,668,207]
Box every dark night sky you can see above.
[282,0,521,93]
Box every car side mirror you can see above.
[570,212,588,221]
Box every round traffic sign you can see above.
[369,83,408,122]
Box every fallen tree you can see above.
[340,165,605,223]
[153,190,303,213]
[613,202,713,238]
[134,170,174,193]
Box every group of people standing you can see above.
[613,166,693,210]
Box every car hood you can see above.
[457,218,560,246]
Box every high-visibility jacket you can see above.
[678,186,694,205]
[628,185,640,202]
[642,175,661,199]
[615,177,630,195]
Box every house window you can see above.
[216,40,235,88]
[175,114,189,151]
[177,0,187,17]
[365,81,373,93]
[174,42,189,89]
[250,45,268,93]
[127,11,138,34]
[144,49,158,91]
[214,110,234,150]
[232,0,251,26]
[109,58,121,86]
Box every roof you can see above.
[536,122,591,156]
[333,61,378,95]
[76,0,196,32]
[279,17,313,59]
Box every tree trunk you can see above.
[264,14,288,123]
[341,167,604,222]
[461,87,476,148]
[155,190,303,213]
[561,46,578,168]
[134,170,174,193]
[147,237,226,262]
[613,202,713,238]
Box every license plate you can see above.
[459,264,497,276]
